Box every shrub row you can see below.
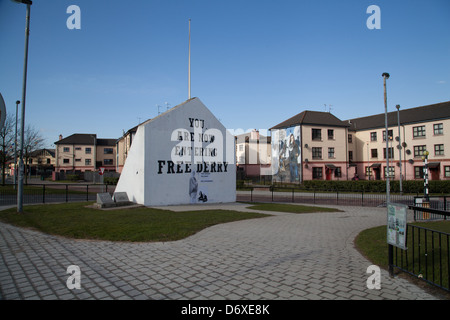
[103,177,119,185]
[264,180,450,194]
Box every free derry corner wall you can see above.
[114,97,236,206]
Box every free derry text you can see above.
[157,118,232,175]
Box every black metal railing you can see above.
[0,183,116,206]
[238,187,450,209]
[238,187,420,207]
[392,218,450,292]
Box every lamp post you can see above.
[12,0,32,213]
[14,100,20,189]
[382,72,390,203]
[382,72,394,277]
[396,105,403,194]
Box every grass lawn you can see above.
[245,202,343,213]
[355,220,450,296]
[0,202,268,242]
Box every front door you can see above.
[374,168,381,180]
[430,168,440,180]
[326,168,332,180]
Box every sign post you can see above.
[387,203,408,276]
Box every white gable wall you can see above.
[114,124,146,204]
[115,98,236,206]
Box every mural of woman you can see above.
[288,133,299,182]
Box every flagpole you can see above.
[188,19,191,99]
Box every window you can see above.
[384,166,395,178]
[383,130,393,141]
[63,159,70,164]
[414,145,427,157]
[312,129,322,141]
[348,151,353,161]
[371,149,378,158]
[328,147,335,159]
[434,123,443,135]
[445,166,450,178]
[85,147,92,154]
[75,158,81,162]
[370,132,377,142]
[85,159,91,165]
[312,147,322,159]
[46,159,50,164]
[104,148,114,154]
[383,147,394,159]
[348,134,352,143]
[365,167,372,177]
[75,147,81,150]
[328,129,334,140]
[313,167,323,179]
[335,167,342,178]
[104,159,113,165]
[435,144,444,156]
[413,125,426,138]
[415,166,424,179]
[63,147,70,152]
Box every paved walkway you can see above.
[0,203,442,300]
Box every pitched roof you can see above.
[270,110,350,130]
[55,134,97,145]
[347,101,450,131]
[235,132,271,143]
[30,148,55,157]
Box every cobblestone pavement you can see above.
[0,203,442,300]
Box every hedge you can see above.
[267,180,450,194]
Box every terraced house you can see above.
[348,101,450,181]
[270,101,450,182]
[54,134,117,175]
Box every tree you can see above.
[0,114,15,185]
[22,125,46,183]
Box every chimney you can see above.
[250,129,259,140]
[59,134,63,140]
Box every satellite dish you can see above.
[0,93,6,130]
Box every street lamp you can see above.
[382,72,390,203]
[382,72,394,277]
[14,100,20,189]
[11,0,32,213]
[396,105,403,194]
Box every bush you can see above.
[271,179,450,194]
[103,177,119,185]
[66,174,79,181]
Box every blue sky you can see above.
[1,0,449,148]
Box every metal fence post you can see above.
[42,184,45,204]
[86,185,89,201]
[361,190,364,207]
[65,184,68,202]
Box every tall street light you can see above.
[396,104,403,194]
[12,0,32,213]
[382,72,390,203]
[382,72,394,277]
[14,100,20,189]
